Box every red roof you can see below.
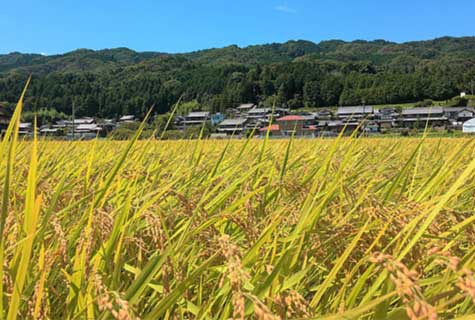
[259,124,280,132]
[277,115,305,121]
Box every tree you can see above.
[303,81,321,107]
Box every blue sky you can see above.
[1,0,474,55]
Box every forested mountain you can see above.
[1,36,475,118]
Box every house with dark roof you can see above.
[19,123,34,136]
[376,107,399,120]
[246,108,271,120]
[336,106,374,121]
[245,108,272,129]
[325,120,360,134]
[444,107,475,123]
[217,118,248,135]
[375,107,399,129]
[316,109,334,120]
[183,111,210,127]
[236,103,256,114]
[398,107,448,128]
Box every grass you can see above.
[1,85,475,319]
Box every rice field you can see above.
[2,86,475,319]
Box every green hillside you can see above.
[0,37,474,118]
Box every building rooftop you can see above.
[444,107,475,113]
[248,108,271,114]
[401,117,447,122]
[337,106,374,115]
[19,122,32,129]
[186,111,210,118]
[218,118,247,126]
[259,124,280,132]
[62,118,95,125]
[40,128,59,133]
[277,115,305,121]
[119,115,136,121]
[76,124,102,131]
[402,107,444,115]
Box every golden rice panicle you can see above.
[428,246,475,303]
[219,234,249,320]
[370,252,437,320]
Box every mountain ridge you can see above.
[2,36,475,74]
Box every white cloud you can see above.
[274,3,297,14]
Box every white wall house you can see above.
[463,118,475,133]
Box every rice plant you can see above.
[1,84,475,319]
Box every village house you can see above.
[376,107,399,120]
[326,120,360,135]
[235,103,256,116]
[299,113,317,125]
[97,119,117,134]
[315,120,331,132]
[54,117,97,133]
[62,117,95,126]
[463,118,475,133]
[118,115,137,124]
[315,109,334,120]
[362,121,380,134]
[19,123,34,136]
[375,107,399,129]
[444,107,475,124]
[66,123,102,140]
[183,111,210,127]
[245,108,272,129]
[244,107,290,129]
[258,124,282,137]
[246,108,272,121]
[277,115,308,136]
[398,107,448,128]
[217,118,248,136]
[336,106,374,121]
[274,107,291,118]
[174,116,186,130]
[211,113,225,126]
[39,127,62,136]
[76,123,102,134]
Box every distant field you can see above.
[2,133,475,319]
